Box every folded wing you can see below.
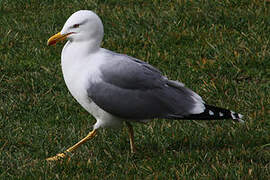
[87,51,204,120]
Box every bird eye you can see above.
[73,24,80,28]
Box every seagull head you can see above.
[47,10,104,47]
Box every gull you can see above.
[46,10,243,161]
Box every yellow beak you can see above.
[47,32,71,46]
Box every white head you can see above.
[48,10,104,48]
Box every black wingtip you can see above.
[170,104,244,122]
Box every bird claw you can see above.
[46,153,66,161]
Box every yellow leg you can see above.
[126,122,136,153]
[46,129,97,161]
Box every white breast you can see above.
[61,44,124,129]
[61,43,101,113]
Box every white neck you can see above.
[62,40,101,61]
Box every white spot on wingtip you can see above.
[237,113,244,123]
[230,111,244,123]
[209,110,214,115]
[231,111,236,119]
[238,113,243,119]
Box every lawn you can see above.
[0,0,269,179]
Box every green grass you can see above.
[1,0,270,179]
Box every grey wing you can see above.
[87,52,202,120]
